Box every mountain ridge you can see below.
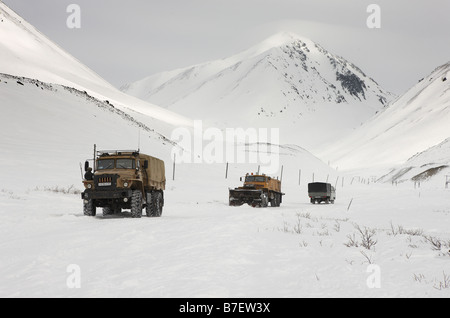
[319,61,450,171]
[122,32,394,147]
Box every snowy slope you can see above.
[0,2,191,128]
[0,2,113,91]
[379,137,450,183]
[122,32,393,147]
[0,73,178,191]
[320,62,450,171]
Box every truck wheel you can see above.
[83,199,96,216]
[260,193,269,208]
[147,191,163,217]
[131,190,143,218]
[155,192,163,217]
[145,192,152,216]
[270,194,279,207]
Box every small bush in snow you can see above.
[345,224,378,250]
[434,271,450,290]
[388,222,423,237]
[355,225,378,250]
[34,185,82,195]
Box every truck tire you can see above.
[83,199,96,216]
[146,191,163,217]
[271,193,282,207]
[270,193,278,207]
[131,190,143,218]
[145,192,152,216]
[259,193,269,208]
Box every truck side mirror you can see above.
[84,161,89,172]
[240,177,242,182]
[144,160,149,169]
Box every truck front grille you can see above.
[94,174,118,189]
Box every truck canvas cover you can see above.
[141,154,166,190]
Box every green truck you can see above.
[308,182,336,204]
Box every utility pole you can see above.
[225,162,229,179]
[173,154,176,181]
[93,144,96,172]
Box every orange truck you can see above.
[229,173,284,207]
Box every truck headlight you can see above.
[87,184,92,189]
[124,182,129,187]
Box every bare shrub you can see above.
[434,271,450,290]
[355,225,378,250]
[389,222,423,237]
[344,233,359,248]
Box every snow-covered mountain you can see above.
[0,2,190,128]
[378,137,450,184]
[320,62,450,173]
[122,32,393,147]
[0,3,333,190]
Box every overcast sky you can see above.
[3,0,450,94]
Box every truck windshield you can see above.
[116,159,135,169]
[245,176,266,182]
[97,159,114,170]
[96,159,135,170]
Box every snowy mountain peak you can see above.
[122,32,394,146]
[238,31,310,58]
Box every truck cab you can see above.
[229,173,284,207]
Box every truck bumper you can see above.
[82,189,133,201]
[229,189,263,205]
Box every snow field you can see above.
[0,164,449,298]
